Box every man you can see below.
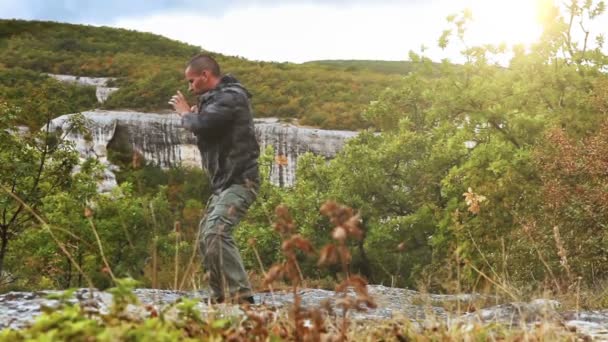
[169,54,260,304]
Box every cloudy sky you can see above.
[1,0,605,63]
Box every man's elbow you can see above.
[180,113,202,131]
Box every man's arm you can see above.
[169,90,246,133]
[181,91,247,134]
[181,95,234,133]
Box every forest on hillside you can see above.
[1,0,608,319]
[0,19,408,130]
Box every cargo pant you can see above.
[199,183,256,301]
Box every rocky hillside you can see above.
[0,19,417,130]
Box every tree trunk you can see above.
[65,254,72,288]
[356,240,372,281]
[0,226,8,277]
[356,219,373,282]
[77,247,83,287]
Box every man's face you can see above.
[185,67,209,95]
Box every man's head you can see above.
[185,54,221,95]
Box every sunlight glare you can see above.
[465,0,545,46]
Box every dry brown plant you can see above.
[260,201,378,341]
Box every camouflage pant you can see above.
[199,183,256,301]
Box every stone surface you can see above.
[562,311,608,340]
[47,74,119,103]
[1,286,607,340]
[47,111,358,189]
[255,118,358,186]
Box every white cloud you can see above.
[110,1,605,63]
[111,2,464,63]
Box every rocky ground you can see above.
[1,285,607,340]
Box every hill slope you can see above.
[0,19,414,129]
[304,59,430,75]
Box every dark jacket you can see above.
[181,75,260,193]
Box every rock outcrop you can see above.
[48,110,358,189]
[255,118,358,186]
[1,286,607,340]
[47,74,119,103]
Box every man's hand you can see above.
[168,91,191,115]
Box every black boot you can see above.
[238,295,255,305]
[202,295,224,305]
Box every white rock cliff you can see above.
[47,74,119,103]
[48,110,358,189]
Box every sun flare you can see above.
[465,0,545,46]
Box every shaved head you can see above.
[187,54,221,76]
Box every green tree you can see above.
[265,0,608,291]
[0,101,88,280]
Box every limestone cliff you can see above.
[47,74,119,103]
[48,110,358,189]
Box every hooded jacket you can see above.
[181,75,260,193]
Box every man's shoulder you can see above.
[223,86,250,100]
[212,86,249,105]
